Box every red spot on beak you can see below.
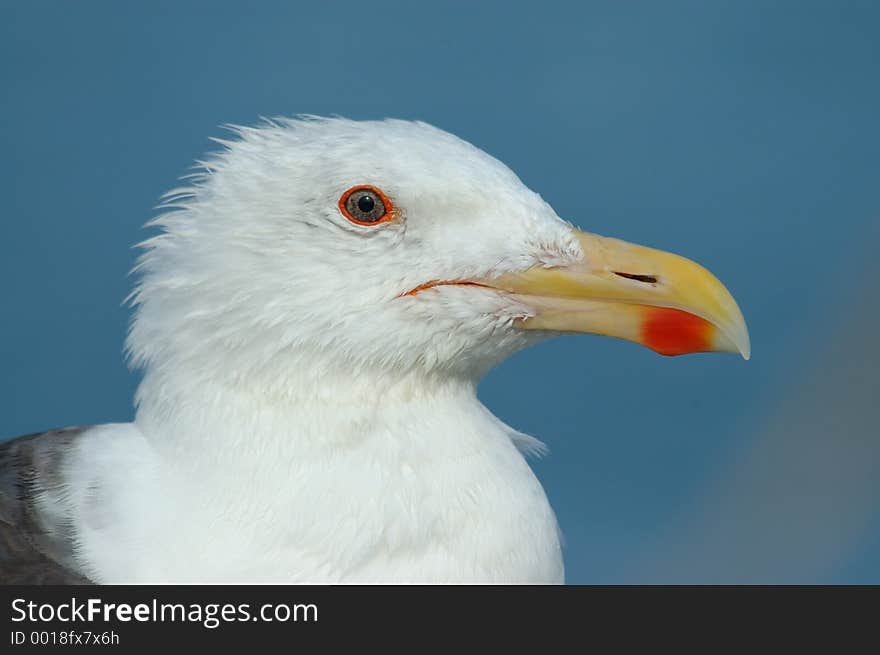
[641,307,715,356]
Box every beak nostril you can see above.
[614,271,658,284]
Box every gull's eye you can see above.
[339,185,393,226]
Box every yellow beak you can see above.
[486,230,750,359]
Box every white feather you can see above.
[62,118,584,583]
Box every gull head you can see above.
[128,118,749,396]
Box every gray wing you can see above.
[0,428,94,584]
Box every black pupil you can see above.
[357,194,375,213]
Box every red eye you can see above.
[338,185,395,226]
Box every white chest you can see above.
[74,393,564,583]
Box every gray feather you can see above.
[0,428,94,584]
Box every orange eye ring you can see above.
[338,185,396,226]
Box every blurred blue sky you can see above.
[1,1,877,582]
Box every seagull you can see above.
[0,118,749,584]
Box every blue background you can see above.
[1,1,878,582]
